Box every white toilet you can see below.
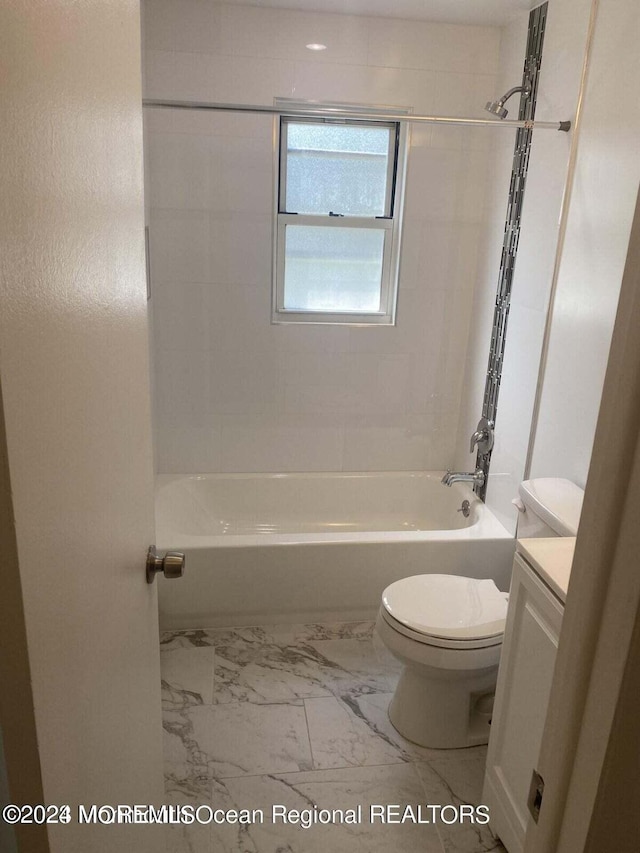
[515,477,583,538]
[376,574,508,749]
[376,477,584,749]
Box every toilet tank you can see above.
[517,478,584,538]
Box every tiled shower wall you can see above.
[143,1,500,473]
[455,0,611,533]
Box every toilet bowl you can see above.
[376,574,509,749]
[377,477,584,750]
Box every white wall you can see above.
[143,1,501,473]
[530,0,640,485]
[456,0,596,533]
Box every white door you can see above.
[0,3,165,852]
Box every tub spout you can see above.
[441,469,485,488]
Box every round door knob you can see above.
[146,546,186,584]
[162,551,185,579]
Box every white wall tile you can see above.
[209,213,272,284]
[149,209,212,283]
[288,62,375,107]
[173,53,297,103]
[142,0,178,52]
[154,349,211,428]
[173,0,222,55]
[144,49,177,99]
[366,19,500,76]
[510,135,568,315]
[171,109,272,139]
[455,0,626,534]
[212,138,274,214]
[210,349,280,415]
[342,424,430,471]
[430,72,497,118]
[218,413,344,473]
[405,148,464,223]
[485,454,524,534]
[148,132,212,209]
[152,282,211,351]
[490,303,546,471]
[155,426,222,473]
[210,282,274,357]
[220,5,370,67]
[144,105,176,135]
[145,1,501,475]
[273,322,351,355]
[171,51,219,101]
[364,67,440,113]
[143,0,223,55]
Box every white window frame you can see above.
[272,100,409,326]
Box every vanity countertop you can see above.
[516,537,576,604]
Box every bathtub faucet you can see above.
[441,469,486,488]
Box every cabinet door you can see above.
[483,553,564,853]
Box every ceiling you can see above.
[219,0,533,26]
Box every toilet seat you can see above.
[381,574,508,649]
[380,608,503,650]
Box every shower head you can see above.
[484,81,531,120]
[485,98,510,119]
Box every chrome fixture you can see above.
[457,500,471,518]
[470,417,495,455]
[441,469,486,488]
[146,546,185,584]
[485,79,531,120]
[143,99,571,132]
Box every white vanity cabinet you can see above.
[483,549,566,853]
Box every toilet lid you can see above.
[381,574,508,641]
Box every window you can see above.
[273,102,408,325]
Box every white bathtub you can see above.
[155,472,515,630]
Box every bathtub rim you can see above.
[155,470,513,550]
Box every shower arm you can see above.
[497,84,529,105]
[142,99,571,132]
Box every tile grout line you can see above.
[301,698,318,772]
[410,761,447,853]
[211,646,216,704]
[206,756,452,785]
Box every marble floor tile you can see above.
[161,628,217,651]
[161,646,215,709]
[212,636,392,705]
[161,621,376,651]
[304,695,410,769]
[415,748,505,852]
[292,621,376,642]
[160,622,502,852]
[209,764,443,853]
[164,701,313,786]
[164,790,213,853]
[303,637,398,694]
[312,691,445,764]
[161,625,287,651]
[212,641,334,704]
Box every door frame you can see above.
[524,190,640,851]
[0,386,48,853]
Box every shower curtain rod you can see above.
[142,99,571,132]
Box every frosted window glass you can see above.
[283,225,385,312]
[285,123,391,216]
